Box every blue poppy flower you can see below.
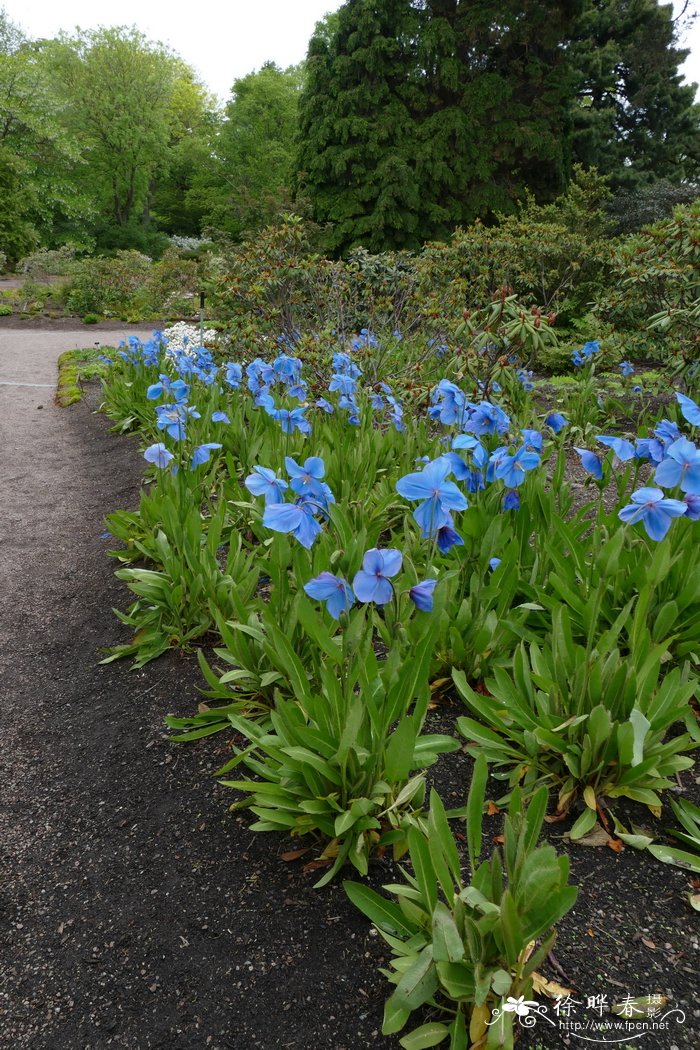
[409,579,437,612]
[436,524,463,553]
[143,443,174,469]
[262,500,322,549]
[190,443,222,469]
[396,457,468,536]
[224,363,243,388]
[654,437,700,493]
[304,573,355,619]
[502,490,520,510]
[212,411,230,424]
[684,493,700,520]
[285,456,326,497]
[245,466,288,504]
[494,446,540,487]
[677,392,700,427]
[465,401,510,436]
[520,429,543,452]
[596,435,636,461]
[619,360,635,376]
[275,407,311,434]
[489,557,502,571]
[575,447,604,480]
[315,397,335,414]
[544,412,567,433]
[618,487,687,541]
[353,548,403,605]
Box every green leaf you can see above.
[467,754,488,870]
[647,843,700,872]
[383,996,411,1036]
[431,902,465,964]
[344,882,417,937]
[569,807,597,840]
[399,1023,450,1049]
[393,948,439,1010]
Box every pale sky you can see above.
[4,0,700,104]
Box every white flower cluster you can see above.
[162,321,219,358]
[170,235,206,252]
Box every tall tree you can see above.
[297,0,582,253]
[44,27,196,247]
[195,62,302,240]
[570,0,700,188]
[0,9,83,260]
[297,0,423,253]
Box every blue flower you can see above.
[262,500,322,549]
[618,487,687,541]
[304,572,355,619]
[224,362,243,388]
[245,466,288,504]
[575,447,604,480]
[502,490,520,511]
[396,457,469,536]
[678,392,700,427]
[275,407,311,434]
[429,380,466,426]
[409,579,437,612]
[155,403,200,441]
[494,446,540,488]
[144,443,174,469]
[489,557,502,571]
[654,437,700,494]
[436,524,463,553]
[190,443,222,469]
[544,412,567,434]
[520,429,543,452]
[329,373,357,397]
[619,360,635,376]
[212,410,230,424]
[285,455,326,497]
[596,435,636,462]
[353,548,402,605]
[683,493,700,520]
[315,397,335,414]
[465,401,510,436]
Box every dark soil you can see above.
[1,352,698,1049]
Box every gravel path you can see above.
[0,328,392,1050]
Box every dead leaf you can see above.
[493,834,505,845]
[302,859,331,873]
[544,811,568,824]
[487,801,500,816]
[688,892,700,912]
[280,849,310,862]
[570,825,610,847]
[606,838,624,853]
[429,677,450,692]
[641,937,656,950]
[532,973,575,999]
[587,928,595,937]
[197,703,210,713]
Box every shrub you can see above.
[346,757,578,1048]
[454,608,697,837]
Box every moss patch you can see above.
[56,347,112,406]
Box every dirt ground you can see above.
[0,327,698,1050]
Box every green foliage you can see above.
[66,248,203,318]
[219,620,458,887]
[298,1,581,253]
[56,346,111,405]
[346,759,578,1048]
[598,200,700,372]
[454,608,697,828]
[103,487,257,667]
[571,0,700,191]
[197,63,302,240]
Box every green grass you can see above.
[56,347,112,406]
